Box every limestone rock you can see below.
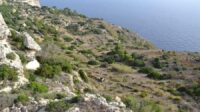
[11,0,40,7]
[23,32,41,51]
[0,13,11,40]
[25,59,40,70]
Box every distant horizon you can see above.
[41,0,200,52]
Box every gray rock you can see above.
[23,32,41,51]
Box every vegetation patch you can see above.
[6,52,16,60]
[111,63,133,73]
[79,69,89,83]
[46,100,72,112]
[122,96,163,112]
[0,64,18,81]
[139,67,163,79]
[36,57,73,78]
[16,93,29,104]
[28,82,48,93]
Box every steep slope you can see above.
[0,2,199,112]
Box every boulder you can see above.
[25,59,40,70]
[23,32,41,51]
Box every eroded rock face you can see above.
[0,13,28,93]
[0,14,11,40]
[23,32,41,51]
[11,0,40,7]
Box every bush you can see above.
[10,30,24,50]
[36,64,62,78]
[6,52,16,60]
[56,93,67,99]
[18,53,28,64]
[46,100,72,112]
[122,96,137,110]
[133,59,145,67]
[16,93,29,104]
[152,58,164,69]
[122,96,163,112]
[111,63,133,73]
[88,60,99,65]
[69,96,83,103]
[104,56,115,64]
[178,86,200,97]
[63,35,73,42]
[0,64,18,81]
[103,95,112,102]
[28,82,48,93]
[37,57,73,73]
[79,70,89,83]
[139,67,162,79]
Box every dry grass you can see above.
[111,63,134,73]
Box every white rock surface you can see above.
[66,107,80,112]
[23,32,41,51]
[25,59,40,70]
[0,13,28,93]
[0,13,11,40]
[11,0,40,7]
[83,93,131,112]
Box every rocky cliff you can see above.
[0,2,199,112]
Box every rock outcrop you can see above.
[0,13,28,93]
[66,94,131,112]
[0,14,11,40]
[23,32,41,51]
[10,0,40,7]
[23,32,41,70]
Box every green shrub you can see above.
[0,64,18,81]
[10,30,24,49]
[139,67,162,79]
[56,93,67,99]
[104,56,115,64]
[16,93,29,104]
[36,64,62,78]
[18,53,28,64]
[80,49,93,55]
[178,86,200,97]
[6,52,16,60]
[69,95,83,103]
[133,59,145,67]
[79,70,88,83]
[63,35,73,42]
[28,82,48,93]
[122,96,163,112]
[152,58,164,69]
[37,57,73,73]
[103,95,112,102]
[122,96,137,110]
[46,100,72,112]
[111,63,133,73]
[88,60,99,65]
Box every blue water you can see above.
[40,0,200,52]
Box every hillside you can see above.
[0,1,200,112]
